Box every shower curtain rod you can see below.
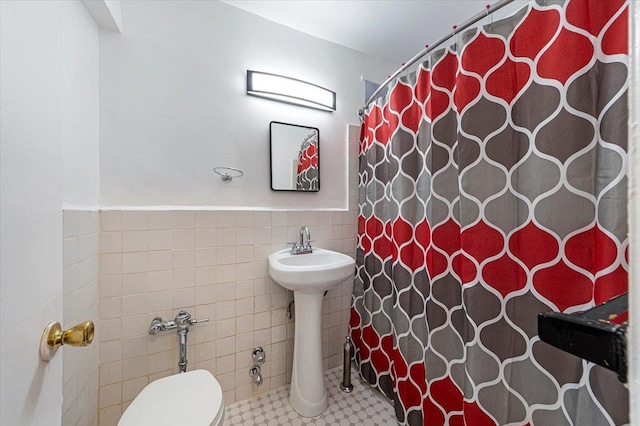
[299,131,317,150]
[358,0,515,117]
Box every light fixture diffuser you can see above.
[247,70,336,112]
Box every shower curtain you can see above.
[296,135,319,191]
[350,1,629,425]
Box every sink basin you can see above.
[268,248,355,294]
[268,248,355,417]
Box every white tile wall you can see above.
[96,209,357,425]
[63,210,100,426]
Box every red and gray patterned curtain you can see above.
[350,1,629,425]
[296,134,319,191]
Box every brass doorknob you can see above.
[40,320,95,361]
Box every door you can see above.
[1,1,65,424]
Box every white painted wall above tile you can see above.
[99,1,394,209]
[62,0,99,209]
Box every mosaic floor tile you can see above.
[225,366,398,425]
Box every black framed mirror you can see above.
[269,121,319,192]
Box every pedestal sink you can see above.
[268,248,355,417]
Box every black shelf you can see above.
[537,293,628,382]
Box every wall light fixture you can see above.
[246,70,336,112]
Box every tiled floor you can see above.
[225,366,398,425]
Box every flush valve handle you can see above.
[149,317,165,335]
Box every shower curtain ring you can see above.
[486,4,493,25]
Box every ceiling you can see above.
[221,0,529,65]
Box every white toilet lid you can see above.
[118,369,224,426]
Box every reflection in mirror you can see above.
[270,122,319,192]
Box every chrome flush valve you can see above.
[149,310,208,335]
[175,310,193,330]
[148,310,209,373]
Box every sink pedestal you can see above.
[267,247,355,418]
[289,292,327,417]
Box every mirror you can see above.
[270,121,320,192]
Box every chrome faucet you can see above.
[300,226,310,247]
[289,226,313,255]
[148,310,208,373]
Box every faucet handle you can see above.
[287,241,302,254]
[252,347,266,364]
[189,317,209,325]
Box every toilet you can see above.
[118,369,225,426]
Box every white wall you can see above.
[95,127,360,426]
[0,1,65,423]
[61,3,102,426]
[99,0,394,209]
[60,2,101,424]
[80,0,122,32]
[103,0,121,30]
[62,0,100,209]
